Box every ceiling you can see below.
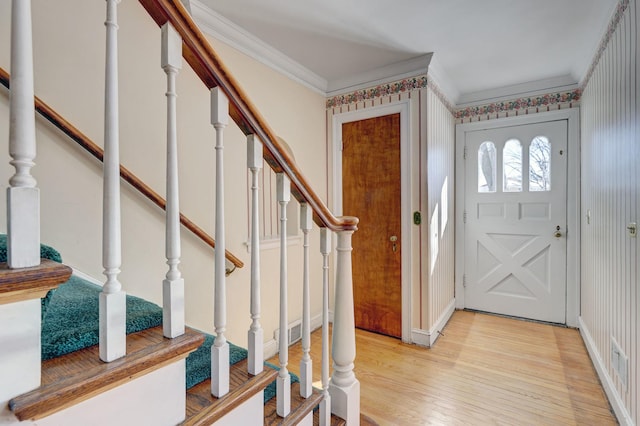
[195,0,619,104]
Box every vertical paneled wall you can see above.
[580,0,638,423]
[424,87,456,331]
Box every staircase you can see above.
[1,0,360,424]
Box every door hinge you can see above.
[463,210,467,223]
[463,146,467,160]
[463,274,467,287]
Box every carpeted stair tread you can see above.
[185,333,248,389]
[41,275,163,360]
[263,361,300,404]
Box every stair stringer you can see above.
[7,361,186,426]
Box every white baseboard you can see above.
[71,268,103,286]
[579,317,633,426]
[412,299,456,348]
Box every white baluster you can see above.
[247,135,263,375]
[276,173,291,417]
[100,0,126,363]
[299,203,312,398]
[7,0,40,268]
[211,87,229,397]
[161,23,184,339]
[329,228,360,424]
[319,227,332,426]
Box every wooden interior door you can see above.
[342,113,402,338]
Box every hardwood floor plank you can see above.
[273,310,617,425]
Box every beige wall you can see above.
[0,0,328,348]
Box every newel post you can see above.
[7,0,39,268]
[99,0,126,363]
[330,226,360,424]
[319,227,332,426]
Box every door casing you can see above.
[455,109,580,327]
[332,100,412,342]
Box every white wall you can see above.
[579,0,639,424]
[0,0,328,348]
[423,85,455,339]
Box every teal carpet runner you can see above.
[2,235,297,403]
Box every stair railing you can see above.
[138,0,361,423]
[0,67,244,274]
[5,0,360,422]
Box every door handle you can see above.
[554,226,562,238]
[390,235,398,252]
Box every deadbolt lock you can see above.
[554,225,562,238]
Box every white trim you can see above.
[263,339,278,359]
[332,100,413,342]
[411,299,456,347]
[456,75,579,107]
[72,268,104,287]
[243,235,302,253]
[190,0,327,94]
[426,57,460,105]
[455,108,580,326]
[410,329,431,347]
[579,317,633,426]
[326,54,432,97]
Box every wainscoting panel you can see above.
[580,0,638,423]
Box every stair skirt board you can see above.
[22,361,186,426]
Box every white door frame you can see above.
[332,100,412,342]
[455,108,580,327]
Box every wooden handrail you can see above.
[138,0,358,232]
[0,67,244,270]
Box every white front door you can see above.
[463,120,568,323]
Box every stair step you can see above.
[264,382,324,426]
[184,359,278,425]
[0,259,71,305]
[9,326,204,421]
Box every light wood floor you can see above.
[270,310,617,425]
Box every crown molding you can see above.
[326,53,433,96]
[425,57,459,106]
[190,0,328,94]
[456,75,579,108]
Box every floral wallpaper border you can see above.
[326,76,429,108]
[454,89,582,120]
